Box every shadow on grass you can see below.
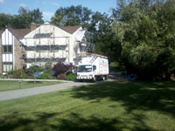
[0,81,174,131]
[0,112,154,131]
[72,81,175,115]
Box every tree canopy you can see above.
[51,5,92,27]
[0,6,44,29]
[112,0,175,80]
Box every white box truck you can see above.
[76,54,109,81]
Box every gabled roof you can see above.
[1,24,82,40]
[60,26,81,34]
[8,28,31,39]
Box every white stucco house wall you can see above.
[21,22,87,68]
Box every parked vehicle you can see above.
[76,54,109,82]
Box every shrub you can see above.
[26,65,44,75]
[66,73,76,81]
[52,62,75,76]
[58,74,66,80]
[110,62,125,71]
[25,65,44,79]
[20,72,28,79]
[52,62,67,75]
[6,70,28,79]
[7,70,21,78]
[39,72,52,79]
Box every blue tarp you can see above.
[34,72,41,77]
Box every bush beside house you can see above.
[0,62,76,80]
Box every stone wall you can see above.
[14,37,24,70]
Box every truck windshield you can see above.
[77,65,92,72]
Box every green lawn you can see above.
[0,80,62,91]
[0,81,175,131]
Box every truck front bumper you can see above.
[76,76,93,80]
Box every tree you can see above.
[0,13,13,29]
[17,6,32,28]
[44,60,52,74]
[112,0,175,80]
[51,5,92,27]
[0,7,44,29]
[52,62,74,75]
[89,12,122,62]
[30,8,44,24]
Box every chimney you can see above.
[30,22,37,31]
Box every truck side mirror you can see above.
[93,65,96,71]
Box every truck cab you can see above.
[77,65,96,81]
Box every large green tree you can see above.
[113,0,175,80]
[30,8,44,24]
[14,6,44,28]
[89,12,122,62]
[0,7,44,29]
[0,13,13,29]
[51,5,92,27]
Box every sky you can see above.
[0,0,117,22]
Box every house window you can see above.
[3,62,13,72]
[3,45,12,53]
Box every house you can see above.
[0,22,88,74]
[0,28,31,74]
[22,22,87,68]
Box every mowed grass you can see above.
[0,80,62,91]
[0,81,175,131]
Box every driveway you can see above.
[0,81,95,101]
[0,74,126,101]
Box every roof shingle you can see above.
[8,28,31,39]
[60,26,81,34]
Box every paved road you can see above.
[0,81,95,101]
[0,75,126,101]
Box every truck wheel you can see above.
[105,75,108,80]
[93,76,96,82]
